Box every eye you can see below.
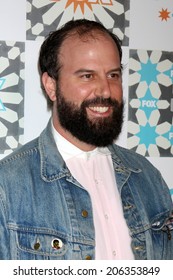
[108,71,122,80]
[81,73,94,80]
[84,73,93,79]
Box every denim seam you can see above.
[0,147,38,165]
[8,224,94,245]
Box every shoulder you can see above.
[109,143,160,175]
[0,137,39,168]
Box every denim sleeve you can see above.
[0,185,10,259]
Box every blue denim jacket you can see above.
[0,120,173,260]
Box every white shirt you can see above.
[52,124,134,259]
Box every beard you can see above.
[56,89,124,147]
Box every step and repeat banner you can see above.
[0,0,173,195]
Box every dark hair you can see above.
[38,19,122,107]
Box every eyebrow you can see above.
[107,67,122,74]
[74,68,122,75]
[74,69,95,75]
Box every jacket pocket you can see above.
[130,211,173,260]
[9,225,68,260]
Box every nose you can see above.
[95,77,111,99]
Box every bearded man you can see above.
[0,19,173,260]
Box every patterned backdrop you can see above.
[0,0,173,197]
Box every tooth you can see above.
[90,106,109,113]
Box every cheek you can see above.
[62,82,94,103]
[111,84,123,101]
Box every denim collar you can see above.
[39,119,141,182]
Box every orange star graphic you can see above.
[159,8,171,21]
[65,0,93,14]
[100,0,113,5]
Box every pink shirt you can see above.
[52,124,134,260]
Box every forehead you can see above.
[59,32,120,63]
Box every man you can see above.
[0,19,173,260]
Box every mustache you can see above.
[82,97,120,108]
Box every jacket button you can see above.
[85,255,92,260]
[133,246,144,251]
[82,210,88,218]
[34,242,40,250]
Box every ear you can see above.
[41,72,56,102]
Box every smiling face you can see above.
[42,32,124,151]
